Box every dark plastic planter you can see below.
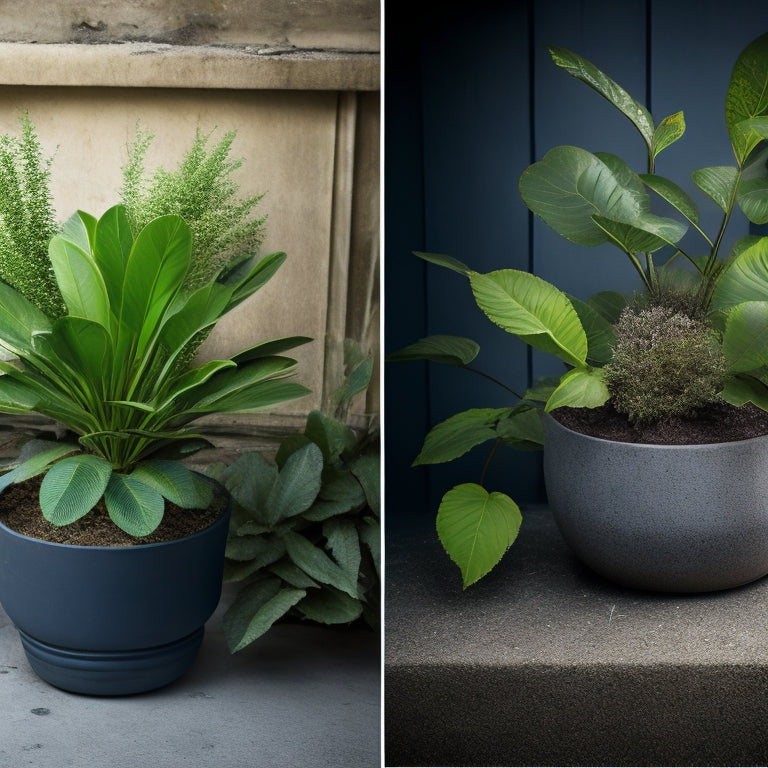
[543,413,768,593]
[0,490,230,696]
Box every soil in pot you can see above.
[554,400,768,445]
[0,476,226,546]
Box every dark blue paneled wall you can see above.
[384,1,768,535]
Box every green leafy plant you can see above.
[389,32,768,587]
[206,408,380,653]
[0,202,310,536]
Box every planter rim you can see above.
[544,410,768,451]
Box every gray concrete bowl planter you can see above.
[542,413,768,593]
[0,492,230,696]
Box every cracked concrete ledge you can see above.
[0,42,380,90]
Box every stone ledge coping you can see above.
[0,42,380,91]
[385,507,768,766]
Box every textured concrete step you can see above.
[385,506,768,767]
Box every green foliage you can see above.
[604,306,727,424]
[120,125,266,292]
[0,115,63,318]
[0,204,310,536]
[207,410,380,652]
[388,33,768,587]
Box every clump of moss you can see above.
[604,305,727,425]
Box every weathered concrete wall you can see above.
[0,3,380,436]
[0,0,380,51]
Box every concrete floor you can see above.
[0,586,381,767]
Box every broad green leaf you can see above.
[316,467,366,514]
[413,407,512,466]
[282,530,358,598]
[48,237,111,329]
[225,251,287,311]
[264,443,323,524]
[737,147,768,224]
[222,577,305,652]
[302,409,357,464]
[386,335,480,366]
[721,374,768,411]
[323,517,362,579]
[40,454,112,526]
[221,451,277,518]
[730,117,768,166]
[225,534,285,565]
[545,367,610,412]
[60,210,97,254]
[692,166,739,212]
[495,405,544,450]
[520,146,683,249]
[297,586,363,625]
[0,442,79,494]
[522,376,561,403]
[566,294,616,365]
[414,251,470,275]
[92,205,134,311]
[131,460,213,509]
[652,111,686,158]
[104,473,165,537]
[436,483,522,588]
[722,301,768,373]
[186,379,310,415]
[0,280,52,356]
[726,32,768,164]
[469,269,588,367]
[640,173,700,225]
[548,45,654,147]
[49,317,113,391]
[710,237,768,313]
[591,212,687,253]
[117,214,192,356]
[156,360,237,409]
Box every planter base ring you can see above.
[18,626,205,696]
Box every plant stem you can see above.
[463,366,525,400]
[479,437,502,487]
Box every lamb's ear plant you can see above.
[0,203,310,537]
[389,31,768,588]
[206,356,379,653]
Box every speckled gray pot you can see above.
[542,413,768,592]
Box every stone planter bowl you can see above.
[542,413,768,592]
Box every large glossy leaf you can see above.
[692,166,739,212]
[591,214,686,254]
[232,336,314,365]
[187,379,311,415]
[710,237,768,313]
[726,32,768,164]
[548,45,654,147]
[545,367,610,412]
[413,408,512,466]
[117,214,192,356]
[640,173,700,225]
[730,117,768,167]
[60,210,97,254]
[264,443,323,524]
[49,317,113,391]
[495,404,544,450]
[436,483,522,589]
[225,251,287,311]
[722,301,768,373]
[737,146,768,224]
[566,294,616,365]
[104,473,165,536]
[721,374,768,411]
[520,146,684,249]
[48,236,111,330]
[40,454,112,526]
[386,335,480,366]
[469,269,588,367]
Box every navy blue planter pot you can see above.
[0,492,230,696]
